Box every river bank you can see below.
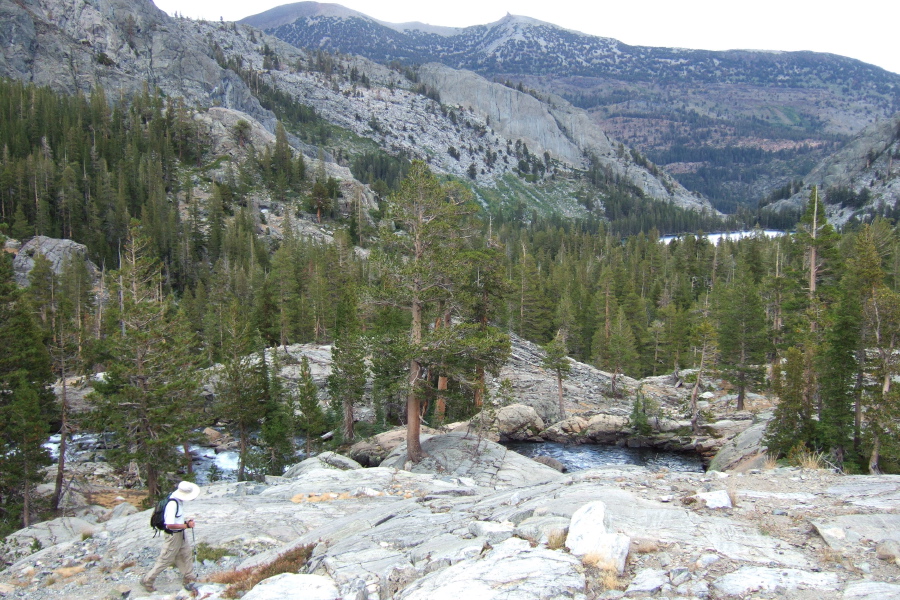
[1,433,898,600]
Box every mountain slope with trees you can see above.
[0,0,899,544]
[0,0,713,223]
[765,112,900,225]
[243,2,900,210]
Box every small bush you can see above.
[208,544,314,598]
[96,52,115,66]
[196,542,229,563]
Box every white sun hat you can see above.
[170,481,201,501]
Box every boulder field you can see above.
[1,433,899,600]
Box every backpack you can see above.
[150,496,175,536]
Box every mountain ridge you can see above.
[0,0,714,218]
[243,2,900,208]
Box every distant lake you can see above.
[660,230,785,245]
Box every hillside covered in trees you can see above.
[1,70,900,541]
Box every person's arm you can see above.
[165,519,195,530]
[163,500,195,530]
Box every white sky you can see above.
[151,0,900,76]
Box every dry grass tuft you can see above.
[820,547,845,566]
[53,566,85,578]
[582,554,617,571]
[208,544,314,598]
[763,453,778,470]
[546,529,567,550]
[632,539,660,554]
[727,483,739,507]
[583,553,624,592]
[582,552,602,568]
[600,569,622,591]
[787,445,826,470]
[797,450,826,470]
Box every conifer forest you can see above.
[1,76,899,538]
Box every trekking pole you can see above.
[192,526,197,566]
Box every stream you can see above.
[504,441,705,473]
[45,434,705,487]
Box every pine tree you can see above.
[766,346,818,456]
[258,349,295,475]
[716,263,768,409]
[689,315,718,435]
[515,249,554,342]
[542,331,571,420]
[793,186,840,333]
[87,224,202,498]
[295,355,325,457]
[371,161,476,462]
[861,286,900,473]
[327,333,367,443]
[214,300,267,481]
[327,282,367,444]
[269,241,302,347]
[27,253,91,512]
[0,254,54,532]
[818,278,861,468]
[606,307,639,397]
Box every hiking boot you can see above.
[183,580,197,592]
[140,577,155,592]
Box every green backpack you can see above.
[149,496,175,536]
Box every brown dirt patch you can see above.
[84,488,148,509]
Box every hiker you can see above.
[142,481,200,592]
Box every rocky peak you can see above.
[240,1,371,30]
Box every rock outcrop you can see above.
[418,62,709,212]
[0,0,269,123]
[466,403,545,442]
[379,431,566,489]
[12,236,99,287]
[4,435,900,600]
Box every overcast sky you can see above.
[151,0,900,75]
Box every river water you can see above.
[504,441,705,473]
[45,435,704,485]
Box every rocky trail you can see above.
[1,433,898,600]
